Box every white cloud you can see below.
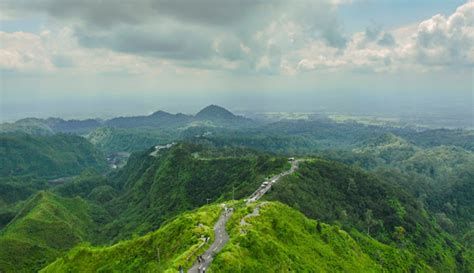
[0,27,163,75]
[294,1,474,74]
[0,31,55,72]
[1,1,472,76]
[412,1,474,66]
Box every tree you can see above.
[392,226,406,242]
[364,209,379,236]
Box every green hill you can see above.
[0,133,107,178]
[87,127,179,153]
[265,160,471,272]
[213,202,432,272]
[0,118,102,135]
[0,191,107,272]
[101,143,288,240]
[41,202,447,273]
[40,204,222,273]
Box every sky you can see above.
[0,0,473,125]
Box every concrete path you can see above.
[187,159,301,272]
[246,160,301,204]
[188,209,233,273]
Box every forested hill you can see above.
[101,142,289,240]
[0,133,107,178]
[0,191,107,272]
[265,160,472,272]
[42,202,461,272]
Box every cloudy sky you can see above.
[0,0,473,121]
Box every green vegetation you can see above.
[212,202,432,272]
[0,112,472,273]
[102,143,288,241]
[41,204,222,273]
[0,133,107,178]
[87,127,179,153]
[0,191,107,272]
[265,161,471,272]
[0,118,101,135]
[0,118,54,135]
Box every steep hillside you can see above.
[212,202,431,272]
[87,127,179,153]
[102,143,288,240]
[41,202,451,273]
[40,204,222,273]
[0,191,107,272]
[195,105,245,122]
[0,133,107,178]
[265,160,471,272]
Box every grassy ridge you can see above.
[41,204,222,273]
[212,202,431,272]
[265,160,471,272]
[0,191,102,272]
[43,202,439,273]
[102,143,288,241]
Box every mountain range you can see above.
[0,105,253,135]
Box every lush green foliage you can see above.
[265,161,471,272]
[101,143,288,241]
[41,204,222,273]
[0,133,107,178]
[0,191,106,272]
[0,118,101,135]
[213,202,431,272]
[87,127,179,153]
[0,113,472,273]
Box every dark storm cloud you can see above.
[5,0,274,27]
[149,0,277,26]
[76,26,214,60]
[3,0,349,72]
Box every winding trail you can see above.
[188,208,233,273]
[187,159,301,272]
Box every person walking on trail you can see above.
[178,265,184,273]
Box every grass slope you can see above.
[42,202,441,273]
[41,204,222,273]
[0,191,103,272]
[102,143,288,241]
[212,202,431,272]
[265,160,471,272]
